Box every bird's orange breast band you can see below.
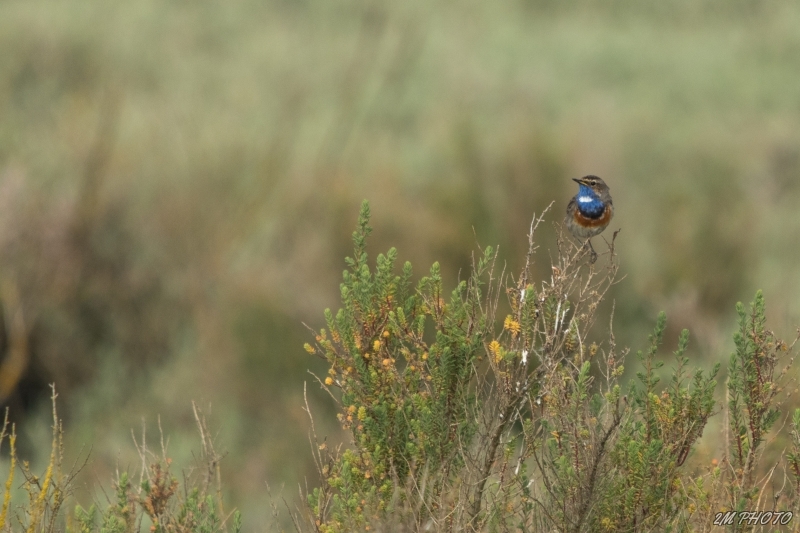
[572,206,613,228]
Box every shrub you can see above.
[301,201,799,533]
[0,396,241,533]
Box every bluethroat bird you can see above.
[564,175,614,261]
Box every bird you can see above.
[564,175,614,260]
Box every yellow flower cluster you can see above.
[503,315,521,337]
[489,340,502,364]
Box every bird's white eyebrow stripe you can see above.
[578,195,594,203]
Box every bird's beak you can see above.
[572,178,585,185]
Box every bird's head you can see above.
[573,175,608,193]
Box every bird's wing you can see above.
[565,196,576,215]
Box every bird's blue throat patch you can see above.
[575,184,605,218]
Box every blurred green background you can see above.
[1,0,800,528]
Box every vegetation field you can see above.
[1,0,800,529]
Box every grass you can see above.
[0,391,243,533]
